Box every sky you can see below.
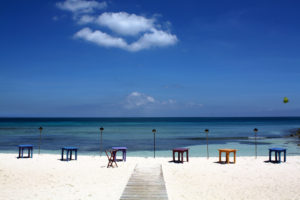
[0,0,300,117]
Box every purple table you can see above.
[112,147,127,162]
[61,147,78,161]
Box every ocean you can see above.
[0,117,299,157]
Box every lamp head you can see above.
[38,127,43,131]
[152,129,156,133]
[205,129,209,133]
[100,127,104,131]
[253,128,258,133]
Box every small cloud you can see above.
[56,0,107,14]
[125,92,156,109]
[74,27,127,48]
[122,92,203,115]
[74,27,177,51]
[147,96,155,102]
[128,28,177,51]
[96,12,154,36]
[124,92,179,109]
[130,92,141,97]
[78,15,96,24]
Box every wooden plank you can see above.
[119,163,168,200]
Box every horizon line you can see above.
[0,116,300,118]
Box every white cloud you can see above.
[78,15,96,24]
[56,1,178,52]
[128,28,178,51]
[74,27,127,48]
[96,12,154,36]
[56,0,107,14]
[74,27,177,51]
[147,96,155,102]
[130,92,141,97]
[122,92,204,115]
[125,92,156,109]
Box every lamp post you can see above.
[100,127,104,157]
[152,129,157,158]
[254,128,258,159]
[38,127,43,154]
[205,129,209,159]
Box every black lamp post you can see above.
[100,127,104,157]
[38,127,43,154]
[254,128,258,159]
[152,129,157,158]
[205,129,209,159]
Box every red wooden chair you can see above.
[105,149,118,168]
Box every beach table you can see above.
[112,147,127,161]
[61,147,78,161]
[172,148,189,163]
[18,145,33,158]
[269,148,286,163]
[218,149,237,164]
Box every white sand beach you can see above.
[1,154,300,200]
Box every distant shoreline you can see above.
[1,116,300,119]
[288,128,300,136]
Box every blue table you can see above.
[61,147,78,161]
[269,148,287,163]
[112,147,127,161]
[18,145,33,158]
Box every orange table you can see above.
[218,149,237,164]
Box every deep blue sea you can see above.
[0,117,299,157]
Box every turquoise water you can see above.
[0,117,299,157]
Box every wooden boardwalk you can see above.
[120,163,168,200]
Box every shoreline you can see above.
[289,128,300,137]
[288,128,300,146]
[1,118,300,157]
[2,152,300,157]
[1,153,300,199]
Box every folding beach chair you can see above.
[105,149,118,168]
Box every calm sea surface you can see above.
[0,117,299,157]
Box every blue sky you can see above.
[0,0,300,117]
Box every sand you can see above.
[163,157,300,200]
[0,154,135,200]
[1,154,300,200]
